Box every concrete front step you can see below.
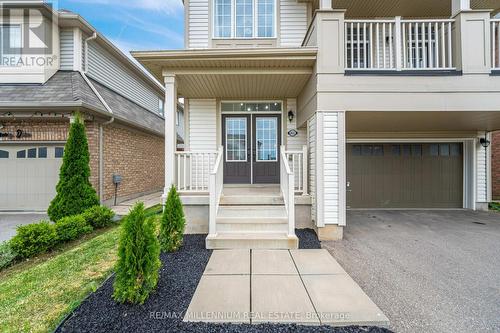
[217,205,287,218]
[206,233,299,249]
[217,221,289,232]
[220,195,284,206]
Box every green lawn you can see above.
[0,204,162,333]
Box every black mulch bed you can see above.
[57,231,392,333]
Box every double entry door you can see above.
[222,114,281,184]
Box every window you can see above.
[17,150,26,158]
[38,147,47,158]
[256,117,277,161]
[0,25,22,62]
[27,148,37,158]
[158,99,164,116]
[214,0,276,38]
[352,145,362,156]
[412,144,422,156]
[0,150,8,158]
[430,144,439,156]
[55,147,64,158]
[221,102,281,112]
[257,0,275,37]
[226,118,247,161]
[391,145,400,156]
[439,144,450,156]
[214,0,232,37]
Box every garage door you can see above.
[0,144,64,211]
[347,143,463,208]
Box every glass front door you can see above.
[222,114,280,184]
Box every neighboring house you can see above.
[0,2,173,210]
[493,131,500,200]
[133,0,500,248]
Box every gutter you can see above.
[82,32,114,204]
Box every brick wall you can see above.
[1,117,165,204]
[493,131,500,200]
[102,123,164,202]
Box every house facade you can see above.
[493,131,500,200]
[134,0,500,248]
[0,2,171,210]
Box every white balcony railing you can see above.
[345,18,455,71]
[284,145,308,194]
[208,146,223,236]
[175,150,219,192]
[492,19,500,70]
[280,146,295,237]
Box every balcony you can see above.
[345,18,455,72]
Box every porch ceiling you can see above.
[330,0,500,18]
[132,48,317,99]
[347,111,500,133]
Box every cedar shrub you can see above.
[55,215,93,242]
[113,202,161,304]
[48,113,99,222]
[159,185,186,252]
[82,205,116,228]
[9,222,58,258]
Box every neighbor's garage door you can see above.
[0,144,64,211]
[347,143,463,208]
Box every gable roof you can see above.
[0,71,164,135]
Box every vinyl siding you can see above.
[476,138,488,202]
[59,29,74,70]
[188,0,210,48]
[280,0,308,47]
[189,99,217,151]
[286,98,307,151]
[307,115,316,222]
[86,40,161,114]
[321,112,340,224]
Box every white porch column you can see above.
[314,110,346,240]
[451,0,470,16]
[320,0,332,10]
[163,74,177,201]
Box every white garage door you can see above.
[0,144,65,211]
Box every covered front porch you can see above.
[133,48,317,248]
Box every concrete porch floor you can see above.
[184,249,389,327]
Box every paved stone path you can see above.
[184,249,389,327]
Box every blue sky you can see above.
[57,0,185,55]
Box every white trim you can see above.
[315,111,324,227]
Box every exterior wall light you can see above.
[480,137,490,148]
[288,110,294,122]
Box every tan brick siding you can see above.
[493,131,500,200]
[102,123,164,202]
[0,117,164,204]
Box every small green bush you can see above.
[159,185,186,252]
[10,222,58,259]
[82,205,115,228]
[48,112,99,222]
[55,215,93,242]
[0,241,17,270]
[113,202,161,304]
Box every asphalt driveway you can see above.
[0,213,48,242]
[323,210,500,333]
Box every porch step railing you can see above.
[284,145,308,194]
[175,150,219,192]
[492,19,500,70]
[208,146,223,236]
[345,18,455,71]
[280,146,295,237]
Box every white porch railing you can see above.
[280,146,295,237]
[175,151,219,192]
[284,145,308,194]
[345,18,455,71]
[208,146,223,236]
[492,19,500,70]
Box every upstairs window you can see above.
[0,25,22,62]
[213,0,276,38]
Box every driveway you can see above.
[322,210,500,333]
[0,213,47,242]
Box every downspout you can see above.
[82,32,115,204]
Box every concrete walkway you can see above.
[111,191,162,216]
[184,249,389,327]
